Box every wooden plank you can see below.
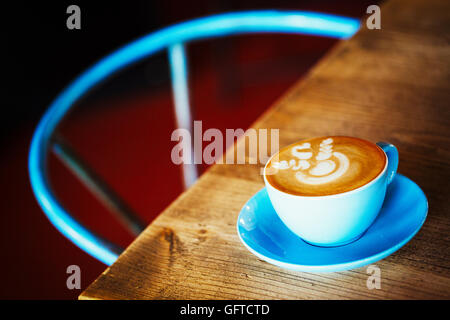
[81,0,450,299]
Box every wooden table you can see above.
[81,0,450,299]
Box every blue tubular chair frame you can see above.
[28,11,360,266]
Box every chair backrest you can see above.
[28,11,360,265]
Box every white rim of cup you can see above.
[263,138,389,199]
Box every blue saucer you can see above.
[237,174,428,272]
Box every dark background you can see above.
[3,1,375,299]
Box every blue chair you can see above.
[28,11,360,265]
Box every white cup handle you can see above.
[376,142,399,185]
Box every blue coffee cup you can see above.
[264,140,398,247]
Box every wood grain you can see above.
[81,0,450,299]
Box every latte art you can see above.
[266,136,386,196]
[296,151,350,185]
[272,138,350,185]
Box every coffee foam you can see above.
[266,136,386,196]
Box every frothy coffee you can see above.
[265,136,386,196]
